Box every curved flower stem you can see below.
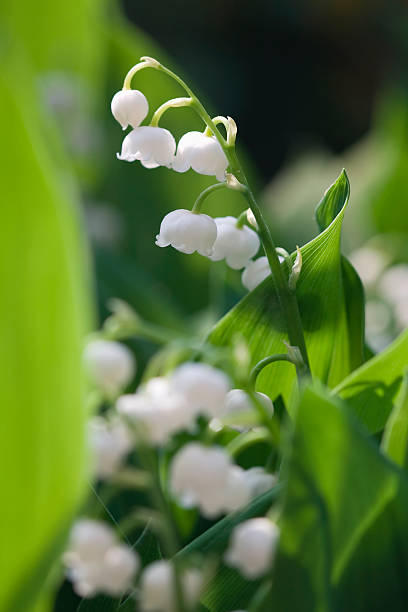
[124,58,310,378]
[249,353,295,390]
[192,182,229,213]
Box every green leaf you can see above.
[381,372,408,467]
[315,169,350,232]
[209,171,364,406]
[267,383,399,612]
[0,48,91,611]
[334,327,408,433]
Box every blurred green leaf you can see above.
[381,373,408,467]
[209,171,364,405]
[0,45,91,612]
[334,327,408,433]
[267,384,399,611]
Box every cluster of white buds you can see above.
[83,339,136,395]
[88,416,132,479]
[117,362,231,445]
[63,519,139,597]
[140,560,202,612]
[225,518,280,579]
[170,442,275,518]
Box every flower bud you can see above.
[241,256,271,291]
[117,126,176,168]
[209,217,260,269]
[223,389,273,418]
[225,518,280,579]
[172,131,228,181]
[111,89,149,130]
[140,560,202,612]
[155,209,217,257]
[83,339,135,394]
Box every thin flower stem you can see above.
[124,58,310,378]
[192,182,229,213]
[249,354,295,390]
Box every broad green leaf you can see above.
[334,327,408,433]
[209,171,364,405]
[267,384,399,612]
[0,49,91,611]
[381,372,408,467]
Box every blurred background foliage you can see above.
[1,0,408,609]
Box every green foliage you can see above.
[0,52,91,612]
[382,373,408,467]
[209,171,364,406]
[267,383,408,612]
[334,327,408,433]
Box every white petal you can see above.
[111,89,149,130]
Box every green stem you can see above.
[249,354,295,390]
[192,182,229,213]
[236,209,248,228]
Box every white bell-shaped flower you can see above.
[172,131,228,181]
[171,362,231,418]
[209,217,260,269]
[117,377,194,445]
[64,519,139,597]
[88,417,132,478]
[225,518,280,579]
[117,126,176,168]
[241,256,271,291]
[170,442,251,518]
[111,89,149,130]
[156,209,217,256]
[223,389,274,418]
[140,560,202,612]
[83,339,135,394]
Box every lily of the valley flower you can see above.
[241,256,272,291]
[64,520,139,597]
[170,362,231,418]
[117,126,176,168]
[88,417,132,478]
[111,89,149,130]
[172,131,229,181]
[225,518,280,579]
[155,209,217,256]
[83,339,136,394]
[140,561,202,612]
[170,442,251,518]
[209,216,260,269]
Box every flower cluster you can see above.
[170,442,275,518]
[64,520,139,597]
[111,80,273,288]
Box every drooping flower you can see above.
[83,339,135,394]
[225,518,280,579]
[209,217,260,269]
[172,131,228,181]
[169,442,251,518]
[241,256,271,291]
[140,560,202,612]
[111,89,149,130]
[170,362,231,418]
[64,519,139,597]
[117,126,176,168]
[116,377,194,445]
[88,416,132,478]
[155,209,217,256]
